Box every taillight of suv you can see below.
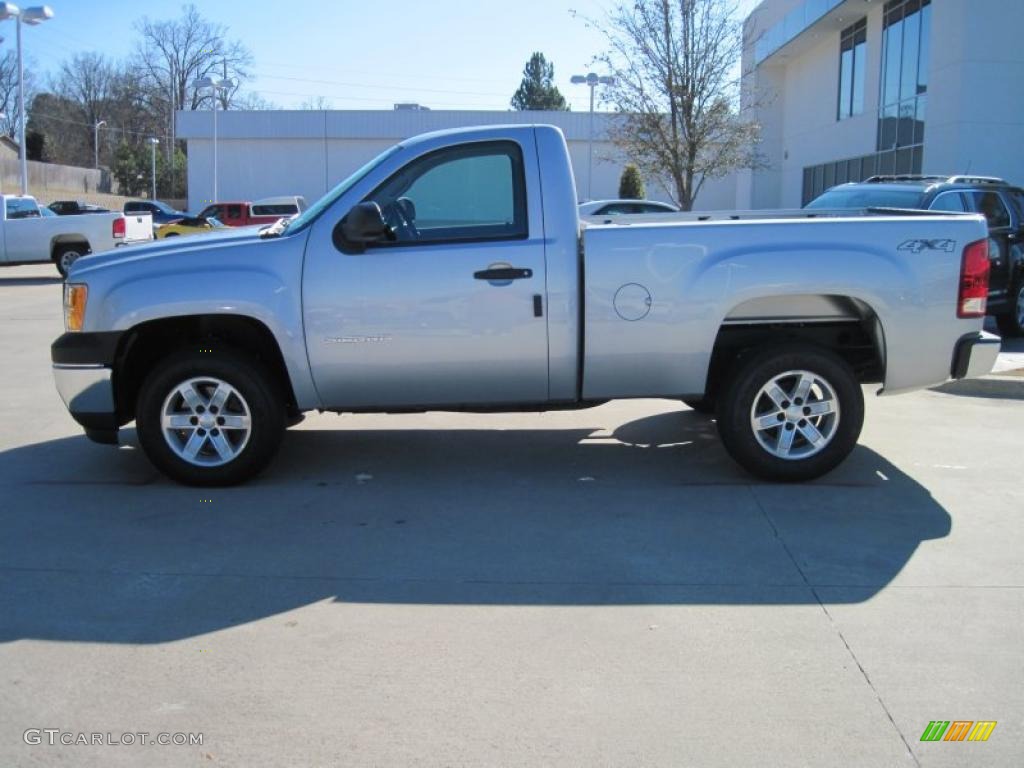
[957,239,990,318]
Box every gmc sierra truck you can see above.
[51,124,1000,486]
[2,194,153,276]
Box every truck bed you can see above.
[580,212,988,398]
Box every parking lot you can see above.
[0,263,1022,766]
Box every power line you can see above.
[256,59,516,86]
[30,109,172,141]
[251,89,511,110]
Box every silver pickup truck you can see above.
[51,124,1000,486]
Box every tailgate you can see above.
[122,212,154,243]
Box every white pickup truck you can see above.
[1,195,152,276]
[51,124,1001,486]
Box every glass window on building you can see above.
[838,19,867,120]
[878,0,931,158]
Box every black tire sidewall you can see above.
[136,349,285,486]
[682,396,716,414]
[54,246,86,277]
[717,345,865,482]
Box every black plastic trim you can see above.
[51,331,124,366]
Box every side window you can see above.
[640,204,671,213]
[968,191,1011,228]
[227,205,243,220]
[365,141,527,244]
[596,204,630,215]
[1006,189,1024,221]
[928,192,966,212]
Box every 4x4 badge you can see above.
[898,239,957,253]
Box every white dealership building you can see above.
[739,0,1024,208]
[176,109,734,212]
[178,0,1024,213]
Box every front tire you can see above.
[136,349,285,486]
[716,345,864,482]
[682,396,716,414]
[995,281,1024,337]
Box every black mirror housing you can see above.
[341,201,389,244]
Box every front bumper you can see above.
[52,331,124,444]
[951,331,1001,380]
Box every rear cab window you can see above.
[6,198,40,219]
[251,204,298,216]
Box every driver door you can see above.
[303,139,549,409]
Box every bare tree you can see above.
[134,4,251,112]
[0,50,37,139]
[593,0,762,210]
[49,52,117,163]
[133,3,252,163]
[234,91,278,110]
[299,95,334,110]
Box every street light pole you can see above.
[15,14,25,193]
[148,137,159,200]
[212,91,217,201]
[0,4,55,196]
[93,119,106,169]
[570,72,615,201]
[192,76,236,204]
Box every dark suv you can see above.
[807,175,1024,336]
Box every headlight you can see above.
[64,283,88,332]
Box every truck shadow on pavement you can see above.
[0,275,63,286]
[0,409,951,644]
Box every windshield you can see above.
[284,146,401,235]
[806,187,927,210]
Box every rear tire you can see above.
[716,344,864,482]
[135,348,285,486]
[995,282,1024,337]
[54,243,90,278]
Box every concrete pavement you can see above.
[0,264,1021,767]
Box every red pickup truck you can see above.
[196,196,307,227]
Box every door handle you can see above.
[474,266,532,281]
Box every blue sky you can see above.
[10,0,761,111]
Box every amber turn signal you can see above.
[64,283,88,332]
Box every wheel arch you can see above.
[702,293,887,400]
[50,234,92,258]
[111,314,301,426]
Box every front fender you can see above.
[93,264,319,410]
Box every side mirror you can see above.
[341,201,389,244]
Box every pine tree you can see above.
[511,52,569,111]
[619,164,645,199]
